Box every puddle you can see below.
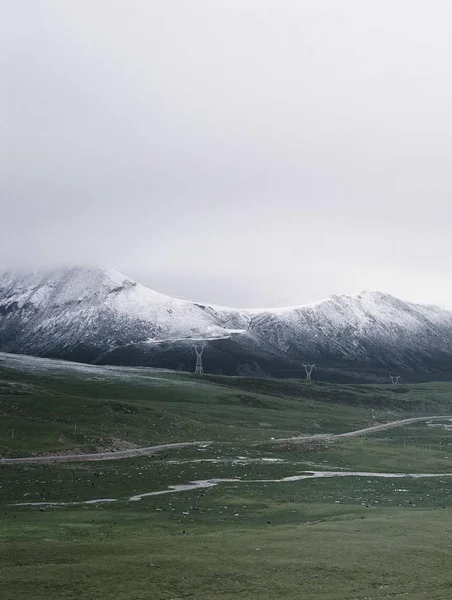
[426,421,452,431]
[15,498,117,507]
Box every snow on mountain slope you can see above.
[2,267,452,379]
[0,267,247,355]
[246,291,452,370]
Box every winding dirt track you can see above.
[275,415,452,443]
[1,415,452,465]
[0,442,212,465]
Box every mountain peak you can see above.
[355,290,399,302]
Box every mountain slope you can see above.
[246,292,452,372]
[0,266,248,353]
[1,267,452,381]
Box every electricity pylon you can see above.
[303,363,316,381]
[194,344,206,375]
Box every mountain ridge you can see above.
[2,265,441,313]
[1,266,452,382]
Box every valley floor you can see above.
[2,353,452,598]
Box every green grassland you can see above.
[3,356,452,598]
[3,504,452,600]
[1,359,452,458]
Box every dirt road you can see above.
[275,415,452,443]
[0,441,212,465]
[2,415,451,465]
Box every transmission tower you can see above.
[303,363,316,381]
[194,345,206,375]
[390,375,401,385]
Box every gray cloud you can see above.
[3,1,452,307]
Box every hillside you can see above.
[1,352,452,459]
[2,268,452,380]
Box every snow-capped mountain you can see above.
[0,266,249,354]
[2,267,452,381]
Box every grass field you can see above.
[2,353,452,598]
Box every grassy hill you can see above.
[1,352,452,458]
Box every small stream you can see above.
[11,470,452,507]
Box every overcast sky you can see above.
[3,1,452,308]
